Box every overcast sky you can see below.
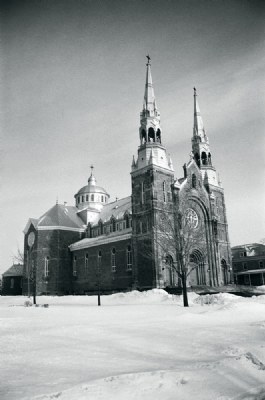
[1,0,265,273]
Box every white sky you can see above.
[1,0,265,274]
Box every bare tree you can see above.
[150,207,207,307]
[12,248,24,264]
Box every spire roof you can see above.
[193,87,207,142]
[143,55,157,114]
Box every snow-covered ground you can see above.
[1,290,265,400]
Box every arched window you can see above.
[125,215,130,229]
[84,254,88,274]
[112,218,116,232]
[86,195,89,201]
[82,195,85,202]
[101,195,104,202]
[141,182,145,204]
[44,256,49,277]
[163,181,166,202]
[148,127,155,142]
[195,153,200,167]
[73,256,77,276]
[111,248,116,272]
[99,221,103,235]
[192,174,197,189]
[164,254,174,286]
[127,245,132,270]
[156,129,161,143]
[208,152,212,165]
[141,129,147,143]
[98,251,102,268]
[201,152,207,165]
[221,259,228,285]
[91,194,94,201]
[190,250,206,285]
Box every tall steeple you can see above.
[192,88,212,168]
[143,55,157,115]
[191,88,221,188]
[193,87,208,143]
[139,55,161,145]
[132,57,173,173]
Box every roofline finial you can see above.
[193,87,197,96]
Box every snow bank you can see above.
[1,290,265,400]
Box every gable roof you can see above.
[3,264,23,277]
[23,218,39,234]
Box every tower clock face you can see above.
[185,208,199,229]
[28,232,35,247]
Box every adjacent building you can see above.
[22,59,232,295]
[232,243,265,286]
[2,264,23,295]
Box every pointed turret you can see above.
[139,56,161,146]
[131,155,136,169]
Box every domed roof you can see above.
[77,184,109,196]
[75,172,109,198]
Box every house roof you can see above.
[37,204,85,229]
[93,196,132,225]
[232,243,264,249]
[3,264,23,277]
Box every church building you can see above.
[22,59,232,295]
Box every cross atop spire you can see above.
[146,54,151,65]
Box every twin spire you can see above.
[140,58,208,148]
[136,57,212,170]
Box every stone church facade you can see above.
[22,59,231,295]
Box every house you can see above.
[2,264,23,295]
[232,243,265,286]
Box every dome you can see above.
[76,184,109,196]
[74,171,110,211]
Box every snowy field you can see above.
[1,289,265,400]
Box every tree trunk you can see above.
[182,274,189,307]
